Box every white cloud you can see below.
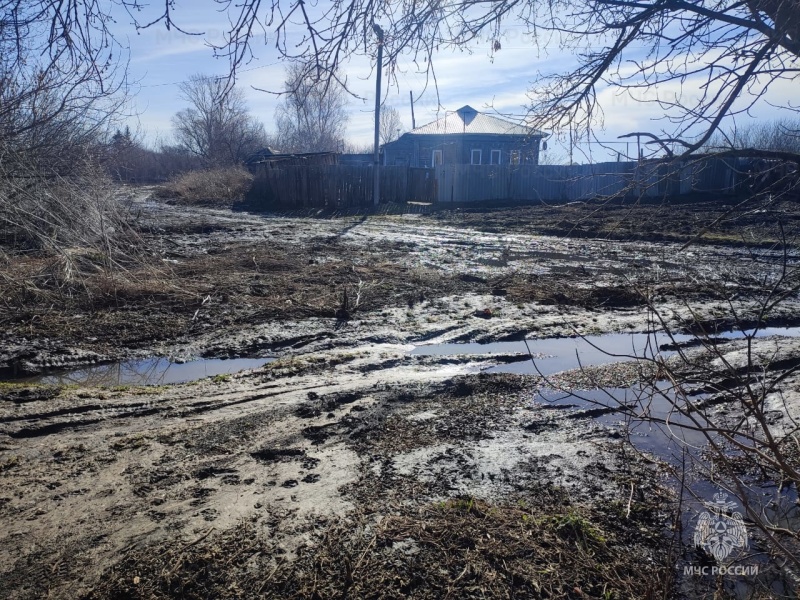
[120,4,799,156]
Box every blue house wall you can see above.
[383,133,541,167]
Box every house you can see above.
[381,105,548,168]
[244,147,278,167]
[338,153,374,166]
[244,147,338,172]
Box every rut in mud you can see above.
[1,194,799,599]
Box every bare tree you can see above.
[379,106,403,145]
[0,12,126,175]
[705,119,800,154]
[7,0,800,581]
[12,2,800,162]
[274,62,349,153]
[1,4,131,256]
[172,74,268,166]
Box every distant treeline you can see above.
[105,129,206,184]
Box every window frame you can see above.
[432,149,443,166]
[490,149,501,165]
[470,149,482,165]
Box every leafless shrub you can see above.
[0,2,155,310]
[2,168,119,250]
[532,222,800,586]
[156,167,254,206]
[0,156,170,320]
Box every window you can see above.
[471,149,482,165]
[432,149,443,166]
[490,149,501,165]
[510,150,521,165]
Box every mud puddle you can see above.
[536,380,800,596]
[536,380,800,592]
[412,327,800,376]
[534,385,709,457]
[415,332,692,375]
[14,357,273,386]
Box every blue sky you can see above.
[113,4,796,164]
[121,19,548,148]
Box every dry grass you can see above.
[0,166,134,251]
[86,494,671,600]
[0,166,172,331]
[498,272,647,309]
[0,233,473,346]
[0,246,182,317]
[156,167,254,206]
[168,240,465,319]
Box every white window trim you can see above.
[471,149,482,165]
[432,149,443,166]
[490,149,501,165]
[510,150,521,165]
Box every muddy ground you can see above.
[1,191,800,598]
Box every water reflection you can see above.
[16,357,273,387]
[410,327,800,376]
[534,384,710,459]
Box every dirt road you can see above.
[1,195,798,598]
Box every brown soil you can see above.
[4,192,799,368]
[2,191,799,599]
[433,196,800,245]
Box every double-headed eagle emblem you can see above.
[694,492,749,561]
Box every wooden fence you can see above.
[246,164,435,208]
[434,163,633,203]
[247,158,748,208]
[434,159,742,203]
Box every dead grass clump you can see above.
[0,248,195,347]
[504,273,646,309]
[84,521,275,599]
[0,169,173,327]
[87,495,670,599]
[267,498,669,599]
[156,167,254,206]
[0,165,134,253]
[0,248,182,311]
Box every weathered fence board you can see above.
[435,163,643,203]
[247,165,436,208]
[247,157,755,208]
[409,168,436,202]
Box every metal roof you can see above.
[408,105,546,137]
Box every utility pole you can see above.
[569,127,573,165]
[373,24,384,207]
